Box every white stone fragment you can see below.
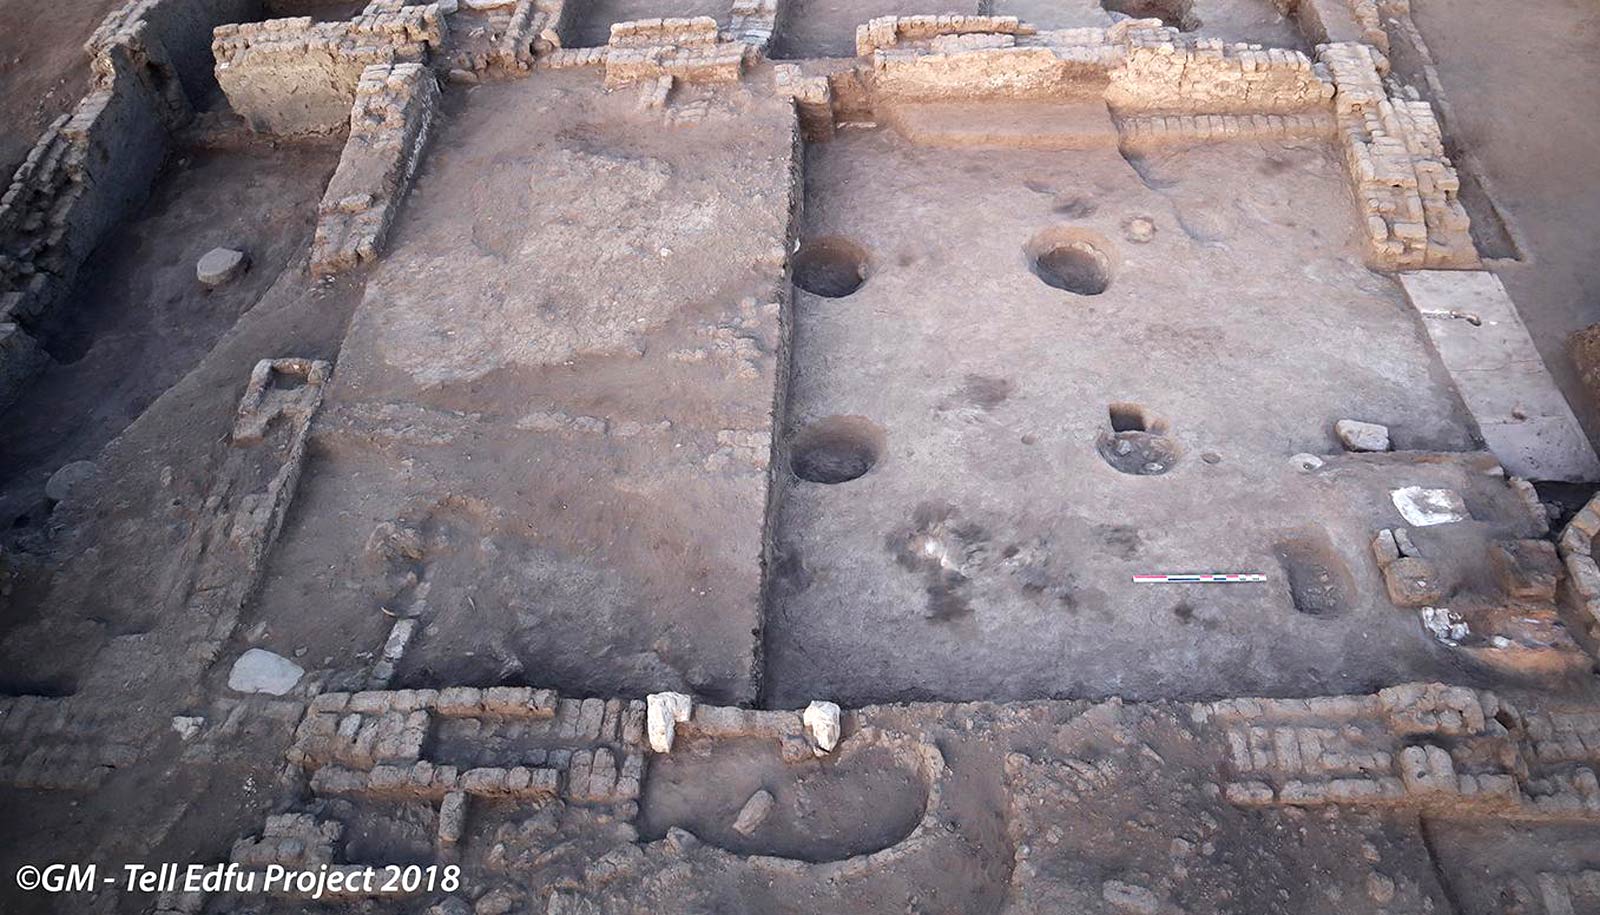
[1420,607,1468,646]
[1102,879,1161,914]
[731,789,774,835]
[1391,486,1468,526]
[646,691,693,753]
[171,716,204,740]
[227,648,304,695]
[197,247,249,286]
[803,700,841,755]
[1290,453,1324,472]
[1335,419,1391,452]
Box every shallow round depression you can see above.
[1026,228,1114,295]
[790,416,885,484]
[793,236,869,298]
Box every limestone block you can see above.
[228,649,305,695]
[646,692,692,753]
[1335,419,1390,452]
[803,700,841,754]
[732,788,774,835]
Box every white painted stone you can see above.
[803,700,841,755]
[227,648,304,695]
[646,691,692,753]
[197,247,249,286]
[171,716,204,740]
[1390,486,1468,526]
[1335,419,1390,452]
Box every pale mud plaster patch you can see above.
[1391,486,1469,527]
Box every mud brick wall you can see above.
[1107,35,1332,114]
[608,16,721,48]
[1296,0,1387,52]
[0,54,170,410]
[1321,42,1476,269]
[214,20,400,134]
[600,15,756,86]
[1202,682,1600,820]
[0,695,143,790]
[1,0,264,403]
[310,62,440,273]
[213,2,443,136]
[604,42,746,87]
[855,14,1027,56]
[1118,110,1336,145]
[290,688,648,808]
[88,0,264,121]
[863,19,1329,110]
[727,0,778,51]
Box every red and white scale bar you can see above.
[1132,573,1267,583]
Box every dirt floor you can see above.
[764,128,1489,705]
[0,0,125,180]
[2,1,1600,913]
[0,144,339,527]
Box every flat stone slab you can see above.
[197,247,249,286]
[1399,270,1600,481]
[228,648,304,695]
[45,460,98,502]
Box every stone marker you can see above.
[646,691,693,753]
[731,789,774,836]
[171,716,204,740]
[45,459,98,502]
[1334,419,1390,452]
[803,700,841,755]
[227,648,304,695]
[1371,529,1400,566]
[197,247,249,286]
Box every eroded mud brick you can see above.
[1490,539,1562,601]
[1383,557,1445,607]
